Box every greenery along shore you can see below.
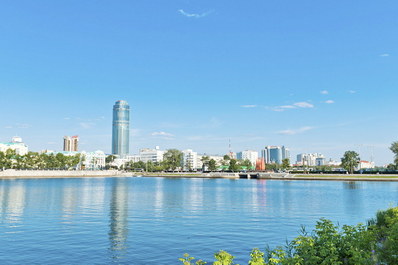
[180,207,398,265]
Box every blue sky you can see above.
[0,0,397,165]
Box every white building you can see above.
[197,155,224,170]
[139,147,165,163]
[357,161,375,170]
[0,136,29,155]
[82,150,106,170]
[182,149,198,171]
[296,153,325,166]
[237,150,259,166]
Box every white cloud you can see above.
[348,90,357,94]
[325,100,335,104]
[64,117,71,120]
[16,123,31,129]
[178,9,214,18]
[271,102,314,112]
[152,131,174,137]
[321,90,329,95]
[380,53,390,57]
[4,125,13,129]
[293,102,314,108]
[278,126,314,135]
[241,105,257,108]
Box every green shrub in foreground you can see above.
[180,207,398,265]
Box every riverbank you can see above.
[0,169,131,179]
[2,170,398,181]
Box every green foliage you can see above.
[179,253,207,265]
[228,159,239,172]
[163,149,183,171]
[390,141,398,165]
[341,151,360,174]
[181,207,398,265]
[248,248,265,265]
[281,159,290,170]
[0,151,81,170]
[208,159,217,171]
[213,250,236,265]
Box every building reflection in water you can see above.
[108,178,129,261]
[0,180,26,224]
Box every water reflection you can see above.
[108,178,129,261]
[0,180,26,223]
[344,181,362,190]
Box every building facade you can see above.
[261,146,290,164]
[182,149,198,171]
[296,153,325,166]
[63,135,79,152]
[0,136,28,155]
[112,100,130,157]
[139,147,165,163]
[236,150,259,166]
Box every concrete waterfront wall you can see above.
[0,170,127,179]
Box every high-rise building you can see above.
[112,100,130,157]
[237,150,259,166]
[63,135,79,151]
[261,146,290,164]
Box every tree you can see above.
[228,159,239,172]
[341,151,360,174]
[201,156,210,171]
[208,159,217,171]
[239,159,253,171]
[281,158,290,170]
[390,141,398,165]
[163,149,183,171]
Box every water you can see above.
[0,177,397,264]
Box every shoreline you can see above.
[1,170,398,181]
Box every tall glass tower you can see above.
[112,100,130,157]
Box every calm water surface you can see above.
[0,177,397,264]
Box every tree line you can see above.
[0,150,81,170]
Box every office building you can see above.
[112,100,130,157]
[63,135,79,152]
[237,150,259,166]
[139,147,164,163]
[0,136,28,155]
[261,146,290,164]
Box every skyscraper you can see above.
[112,100,130,157]
[261,146,290,164]
[63,135,79,152]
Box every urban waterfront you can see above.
[0,177,397,264]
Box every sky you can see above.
[0,0,397,165]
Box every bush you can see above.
[180,207,398,265]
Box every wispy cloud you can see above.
[79,122,95,129]
[5,125,13,129]
[271,102,314,112]
[380,53,390,57]
[348,90,357,94]
[151,131,175,140]
[320,90,329,95]
[278,126,314,135]
[178,9,214,18]
[241,105,257,108]
[325,100,335,104]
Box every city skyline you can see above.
[0,1,397,165]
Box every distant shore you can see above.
[1,170,398,181]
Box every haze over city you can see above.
[1,1,397,165]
